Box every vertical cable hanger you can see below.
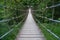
[4,0,6,18]
[52,0,54,19]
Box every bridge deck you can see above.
[16,8,45,40]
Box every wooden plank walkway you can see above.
[16,8,46,40]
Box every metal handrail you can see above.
[35,17,60,40]
[31,3,60,12]
[46,3,60,9]
[0,14,25,23]
[0,15,27,39]
[35,15,60,23]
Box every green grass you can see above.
[37,22,60,40]
[38,24,57,40]
[0,22,11,36]
[0,22,23,40]
[42,23,60,37]
[0,15,26,40]
[33,14,60,40]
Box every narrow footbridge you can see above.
[0,1,60,40]
[16,8,45,40]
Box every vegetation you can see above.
[32,0,60,40]
[0,0,60,40]
[0,0,28,40]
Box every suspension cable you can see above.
[35,15,60,23]
[0,15,26,39]
[35,17,60,40]
[0,14,25,23]
[46,3,60,9]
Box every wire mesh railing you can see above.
[0,12,27,39]
[32,0,60,40]
[0,0,28,40]
[0,15,27,39]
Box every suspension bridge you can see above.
[16,8,45,40]
[0,0,60,40]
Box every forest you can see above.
[0,0,60,40]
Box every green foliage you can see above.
[0,0,27,40]
[32,0,60,40]
[0,0,60,40]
